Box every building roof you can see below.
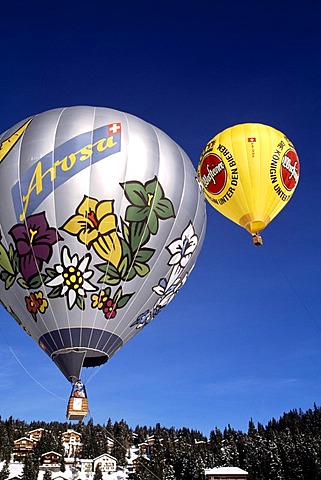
[62,429,81,436]
[205,467,248,474]
[13,436,36,444]
[41,450,62,457]
[94,452,117,462]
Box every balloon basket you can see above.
[252,234,263,246]
[66,381,88,421]
[66,396,89,421]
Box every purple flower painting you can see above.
[9,212,62,282]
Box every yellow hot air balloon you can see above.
[198,123,300,245]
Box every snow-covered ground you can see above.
[1,461,128,479]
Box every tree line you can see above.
[0,404,321,479]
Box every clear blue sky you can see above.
[0,2,321,437]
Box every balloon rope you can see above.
[0,325,65,401]
[83,364,102,385]
[87,408,162,480]
[279,268,321,333]
[7,345,66,401]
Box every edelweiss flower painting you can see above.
[46,246,97,309]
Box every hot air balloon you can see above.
[198,123,300,245]
[0,106,206,420]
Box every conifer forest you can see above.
[1,405,321,479]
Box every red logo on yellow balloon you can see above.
[281,149,300,191]
[199,154,227,195]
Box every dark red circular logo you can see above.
[200,154,227,195]
[281,149,300,191]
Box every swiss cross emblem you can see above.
[248,137,256,142]
[108,123,121,135]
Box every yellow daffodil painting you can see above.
[58,177,176,316]
[61,196,122,268]
[0,176,179,318]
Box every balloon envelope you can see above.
[0,106,206,382]
[198,123,299,240]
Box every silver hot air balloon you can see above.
[0,106,206,419]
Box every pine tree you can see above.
[134,456,152,480]
[93,463,103,480]
[112,420,129,466]
[21,454,38,480]
[279,428,303,479]
[150,437,166,475]
[243,422,266,480]
[60,454,66,472]
[43,470,52,480]
[0,426,11,464]
[162,462,176,480]
[0,461,10,480]
[265,430,285,480]
[79,419,95,458]
[190,450,206,479]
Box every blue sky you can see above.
[0,1,321,436]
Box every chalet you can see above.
[11,428,46,462]
[11,437,37,462]
[93,453,117,473]
[126,446,140,475]
[40,451,62,470]
[61,429,82,458]
[138,441,150,456]
[28,428,45,441]
[138,435,156,456]
[80,458,93,473]
[204,467,248,479]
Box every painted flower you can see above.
[9,212,62,282]
[92,286,132,320]
[152,277,168,297]
[61,196,122,267]
[46,246,97,309]
[25,290,48,318]
[130,309,153,329]
[167,222,198,269]
[122,176,175,236]
[153,274,188,308]
[152,303,163,318]
[25,293,38,313]
[103,298,118,319]
[34,291,48,313]
[91,290,108,310]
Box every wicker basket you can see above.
[66,397,89,421]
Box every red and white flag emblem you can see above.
[248,137,256,142]
[108,123,121,135]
